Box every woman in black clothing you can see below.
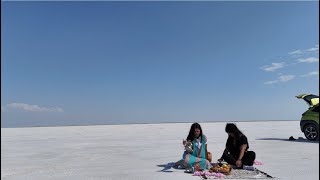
[218,123,256,168]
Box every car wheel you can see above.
[304,124,319,141]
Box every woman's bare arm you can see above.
[236,144,247,167]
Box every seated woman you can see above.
[174,123,212,171]
[218,123,256,168]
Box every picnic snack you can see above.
[219,164,230,173]
[210,164,220,172]
[210,164,231,174]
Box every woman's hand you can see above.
[236,159,242,168]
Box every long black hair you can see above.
[186,123,203,141]
[225,123,244,141]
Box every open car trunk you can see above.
[296,94,319,107]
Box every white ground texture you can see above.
[1,121,319,180]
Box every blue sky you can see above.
[1,1,319,127]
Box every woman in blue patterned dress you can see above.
[173,123,212,171]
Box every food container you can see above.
[209,163,232,175]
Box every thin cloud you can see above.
[288,50,303,55]
[300,71,319,77]
[264,75,295,85]
[264,80,278,85]
[3,103,64,112]
[260,62,285,72]
[288,45,319,55]
[296,57,319,63]
[306,45,319,52]
[278,75,295,82]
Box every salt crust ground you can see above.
[1,121,319,180]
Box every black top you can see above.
[226,134,249,157]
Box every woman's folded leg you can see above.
[242,151,256,166]
[222,152,237,165]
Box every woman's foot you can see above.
[166,162,175,168]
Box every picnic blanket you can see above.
[194,168,273,179]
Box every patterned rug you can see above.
[225,168,273,179]
[197,168,274,179]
